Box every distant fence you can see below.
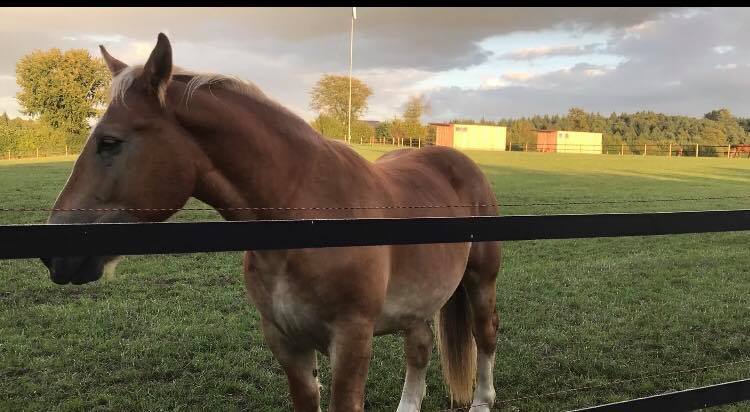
[2,209,749,410]
[509,142,750,158]
[5,141,750,161]
[1,146,79,161]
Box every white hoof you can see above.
[469,402,492,412]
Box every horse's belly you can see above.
[374,244,470,335]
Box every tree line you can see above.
[3,47,750,156]
[452,107,750,151]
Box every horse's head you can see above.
[43,33,200,285]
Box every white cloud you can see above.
[713,45,735,54]
[500,43,606,60]
[583,68,606,76]
[503,72,535,82]
[623,20,655,39]
[0,96,22,118]
[715,63,738,70]
[479,77,508,90]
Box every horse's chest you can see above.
[243,254,330,344]
[269,279,325,337]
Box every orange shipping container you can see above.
[434,123,454,147]
[536,130,557,152]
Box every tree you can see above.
[310,114,374,143]
[15,48,110,136]
[703,108,746,144]
[309,74,373,125]
[403,95,430,123]
[567,107,590,131]
[1,111,8,123]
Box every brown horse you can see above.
[42,34,501,412]
[730,144,750,158]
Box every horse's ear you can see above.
[140,33,173,101]
[99,45,127,76]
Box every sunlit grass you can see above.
[1,146,749,411]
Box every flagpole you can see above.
[348,7,355,144]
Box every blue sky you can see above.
[0,8,748,122]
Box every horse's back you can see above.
[373,146,497,217]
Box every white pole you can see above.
[347,7,356,144]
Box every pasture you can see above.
[1,148,749,411]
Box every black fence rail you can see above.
[3,209,750,259]
[2,209,749,410]
[571,379,750,412]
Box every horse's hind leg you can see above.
[397,321,433,412]
[260,318,321,412]
[464,241,501,412]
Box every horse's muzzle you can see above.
[42,256,105,285]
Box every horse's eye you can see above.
[97,136,123,154]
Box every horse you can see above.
[730,144,750,158]
[41,33,501,412]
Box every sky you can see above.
[1,7,749,123]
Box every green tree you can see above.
[310,114,374,143]
[15,48,110,136]
[309,74,373,125]
[403,95,430,123]
[310,114,346,139]
[567,107,590,131]
[703,108,746,145]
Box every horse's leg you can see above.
[396,321,433,412]
[261,317,321,412]
[328,318,375,412]
[464,241,501,412]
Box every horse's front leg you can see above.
[261,317,321,412]
[328,317,375,412]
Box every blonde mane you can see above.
[110,65,267,108]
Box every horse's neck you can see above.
[181,90,369,220]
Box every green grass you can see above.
[1,147,749,411]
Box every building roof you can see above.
[533,129,602,135]
[429,122,505,128]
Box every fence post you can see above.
[524,143,528,152]
[669,143,672,158]
[621,144,624,155]
[644,144,647,156]
[727,144,731,159]
[65,145,69,156]
[696,143,699,158]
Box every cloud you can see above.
[9,7,750,124]
[713,45,735,54]
[499,43,606,60]
[0,7,671,74]
[715,63,738,70]
[0,96,21,118]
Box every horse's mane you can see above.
[109,64,332,146]
[111,65,266,105]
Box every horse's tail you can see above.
[435,282,476,406]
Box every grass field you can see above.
[1,147,749,411]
